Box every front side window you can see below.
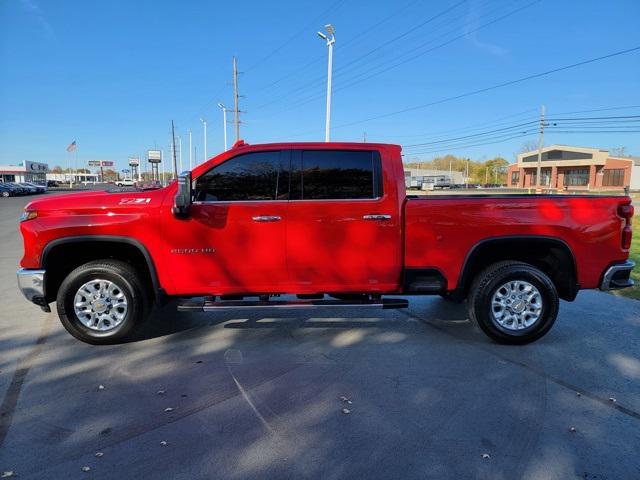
[291,150,380,200]
[195,151,287,201]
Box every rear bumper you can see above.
[599,260,635,291]
[17,268,50,311]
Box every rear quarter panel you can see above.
[404,195,630,290]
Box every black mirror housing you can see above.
[172,171,192,218]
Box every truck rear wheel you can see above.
[468,261,558,345]
[56,260,150,345]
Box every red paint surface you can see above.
[19,142,632,296]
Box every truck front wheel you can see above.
[468,261,558,345]
[56,260,150,345]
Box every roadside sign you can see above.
[148,150,161,163]
[88,160,114,167]
[128,157,140,166]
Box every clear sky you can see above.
[1,0,639,172]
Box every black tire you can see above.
[56,260,150,345]
[1,191,9,197]
[468,261,558,345]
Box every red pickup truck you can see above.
[17,141,634,345]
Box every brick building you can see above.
[506,145,637,191]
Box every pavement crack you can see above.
[0,313,54,448]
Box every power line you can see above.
[251,0,423,96]
[402,114,640,151]
[244,0,349,73]
[403,121,538,148]
[405,132,535,155]
[330,45,640,130]
[252,0,539,118]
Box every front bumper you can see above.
[17,268,50,311]
[599,260,635,291]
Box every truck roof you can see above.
[228,140,400,150]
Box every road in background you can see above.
[1,194,639,479]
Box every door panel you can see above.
[286,149,402,292]
[162,149,289,295]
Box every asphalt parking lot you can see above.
[0,194,639,479]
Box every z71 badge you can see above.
[119,198,151,205]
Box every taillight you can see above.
[618,203,634,250]
[618,204,634,221]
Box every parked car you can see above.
[0,184,15,197]
[22,182,47,193]
[8,183,29,195]
[115,179,136,187]
[17,141,634,345]
[18,183,42,194]
[47,180,61,188]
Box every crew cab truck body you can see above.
[17,141,634,345]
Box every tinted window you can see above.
[291,150,379,200]
[195,151,287,201]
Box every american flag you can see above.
[66,140,77,152]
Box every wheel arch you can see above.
[457,235,579,301]
[41,235,160,303]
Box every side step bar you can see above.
[177,297,409,312]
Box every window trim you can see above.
[193,149,289,203]
[288,149,384,202]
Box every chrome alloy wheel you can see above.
[490,280,542,331]
[74,279,128,331]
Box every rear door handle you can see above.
[362,214,392,221]
[252,215,281,222]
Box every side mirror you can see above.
[172,171,192,218]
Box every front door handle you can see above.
[362,214,391,221]
[252,215,281,222]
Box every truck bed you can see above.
[404,194,630,291]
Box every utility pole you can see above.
[363,132,367,142]
[188,130,193,170]
[178,135,183,172]
[535,104,546,191]
[200,118,207,163]
[218,103,228,151]
[171,120,178,180]
[318,24,335,142]
[233,57,240,142]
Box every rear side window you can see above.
[291,150,381,200]
[195,151,288,201]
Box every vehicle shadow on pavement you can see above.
[132,297,471,343]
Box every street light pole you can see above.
[218,103,228,151]
[200,118,207,164]
[188,129,193,170]
[318,24,335,142]
[535,104,545,192]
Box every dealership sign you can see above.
[87,160,114,167]
[128,157,140,167]
[24,161,48,172]
[147,150,162,163]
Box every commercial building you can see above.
[47,172,100,183]
[507,145,639,191]
[0,161,48,184]
[404,168,465,190]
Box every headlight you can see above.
[20,210,37,222]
